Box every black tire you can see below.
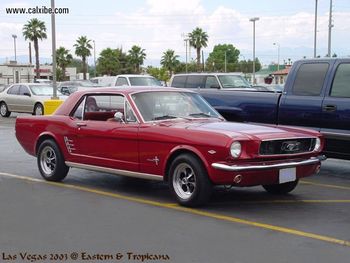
[263,180,299,195]
[33,103,44,116]
[37,139,69,181]
[168,153,212,207]
[0,102,11,117]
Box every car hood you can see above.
[158,120,318,141]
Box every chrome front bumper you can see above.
[212,155,327,172]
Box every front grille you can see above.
[259,138,316,155]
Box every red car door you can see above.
[65,94,139,172]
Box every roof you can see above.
[173,72,244,76]
[272,68,290,75]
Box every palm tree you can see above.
[56,47,73,81]
[74,36,92,80]
[128,45,146,73]
[188,27,208,71]
[22,18,47,79]
[160,49,180,75]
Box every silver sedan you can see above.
[0,83,66,117]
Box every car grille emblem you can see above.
[281,141,301,152]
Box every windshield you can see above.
[218,75,251,88]
[129,77,162,86]
[29,85,63,96]
[132,91,221,122]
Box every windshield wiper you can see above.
[189,112,213,118]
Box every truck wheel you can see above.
[263,180,299,195]
[0,102,11,117]
[169,153,212,207]
[37,139,69,182]
[33,103,44,115]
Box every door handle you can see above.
[76,122,87,127]
[323,105,337,112]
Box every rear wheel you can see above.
[33,103,44,115]
[169,153,212,207]
[0,102,11,117]
[37,139,69,181]
[263,180,299,195]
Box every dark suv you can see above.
[170,73,252,90]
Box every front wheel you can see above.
[169,153,212,207]
[0,102,11,117]
[263,180,299,195]
[33,103,44,115]
[37,139,69,181]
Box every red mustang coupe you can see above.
[16,87,325,206]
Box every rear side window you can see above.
[7,85,20,95]
[116,77,128,86]
[330,63,350,98]
[292,63,329,96]
[185,76,205,89]
[171,76,186,88]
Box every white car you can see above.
[0,83,66,117]
[92,75,163,87]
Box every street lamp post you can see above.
[93,40,96,77]
[314,0,318,58]
[12,34,17,62]
[224,49,231,73]
[249,17,259,84]
[51,0,58,99]
[273,42,280,71]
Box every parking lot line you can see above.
[1,171,350,248]
[301,180,350,190]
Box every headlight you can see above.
[230,141,242,158]
[314,138,321,152]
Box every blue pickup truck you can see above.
[170,59,350,160]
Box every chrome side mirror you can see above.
[114,111,125,123]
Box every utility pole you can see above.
[93,40,96,77]
[51,0,58,99]
[328,0,333,57]
[314,0,318,58]
[29,42,32,64]
[12,34,17,62]
[249,17,259,85]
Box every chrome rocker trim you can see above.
[65,161,163,181]
[211,155,327,172]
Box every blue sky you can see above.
[1,0,350,66]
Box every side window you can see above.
[330,63,350,98]
[292,63,329,96]
[72,98,84,120]
[7,85,20,95]
[116,77,128,86]
[19,85,30,96]
[185,76,205,89]
[205,76,220,89]
[125,101,137,123]
[72,95,126,121]
[171,76,186,88]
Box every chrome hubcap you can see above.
[35,105,43,115]
[0,104,7,116]
[173,163,196,200]
[40,146,56,176]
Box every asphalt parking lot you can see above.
[1,114,350,263]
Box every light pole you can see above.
[12,34,17,62]
[249,17,259,84]
[273,42,280,71]
[51,0,58,99]
[327,0,333,57]
[93,40,96,77]
[224,49,231,73]
[314,0,318,58]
